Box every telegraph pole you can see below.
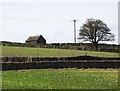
[72,20,78,43]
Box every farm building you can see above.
[25,35,46,45]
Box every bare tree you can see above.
[78,18,115,50]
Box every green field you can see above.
[1,46,119,57]
[1,46,119,89]
[2,68,118,89]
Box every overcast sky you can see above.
[0,0,119,44]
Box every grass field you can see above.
[1,46,119,89]
[2,68,118,89]
[1,46,119,57]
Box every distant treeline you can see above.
[1,41,120,53]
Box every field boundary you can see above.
[1,56,120,63]
[1,62,119,70]
[1,56,120,70]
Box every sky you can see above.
[0,0,119,44]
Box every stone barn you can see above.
[25,35,46,45]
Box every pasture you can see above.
[1,46,119,57]
[2,68,118,89]
[1,46,119,90]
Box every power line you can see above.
[71,20,78,43]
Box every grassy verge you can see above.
[1,46,119,57]
[2,68,118,89]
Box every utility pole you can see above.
[72,20,78,43]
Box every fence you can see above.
[1,62,119,70]
[1,56,120,70]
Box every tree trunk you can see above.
[93,42,98,50]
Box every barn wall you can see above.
[37,37,46,44]
[26,41,37,45]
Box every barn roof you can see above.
[26,35,43,42]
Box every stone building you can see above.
[26,35,46,45]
